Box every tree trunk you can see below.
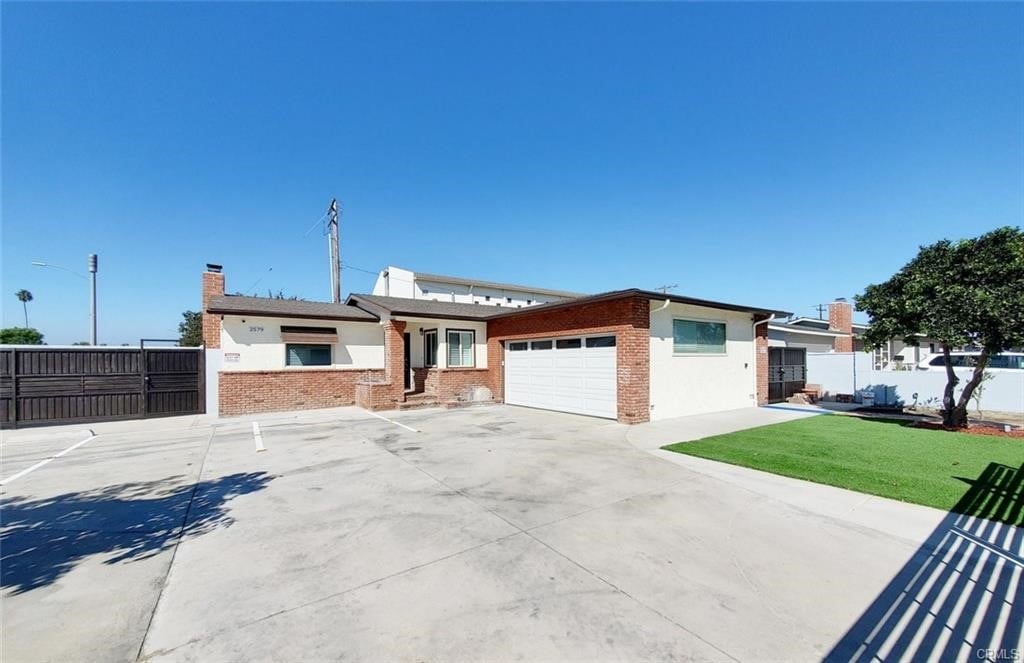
[940,344,960,427]
[22,301,28,327]
[948,348,991,429]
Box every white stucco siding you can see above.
[392,318,488,369]
[649,302,757,421]
[219,316,385,371]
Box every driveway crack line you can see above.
[134,425,218,662]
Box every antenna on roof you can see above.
[655,284,678,294]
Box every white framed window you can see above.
[447,329,475,367]
[673,319,727,354]
[423,329,438,367]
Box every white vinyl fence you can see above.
[806,352,1024,413]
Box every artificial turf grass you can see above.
[662,414,1024,513]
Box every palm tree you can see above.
[15,289,33,327]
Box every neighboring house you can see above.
[372,266,581,308]
[768,299,947,370]
[202,263,789,423]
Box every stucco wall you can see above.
[219,315,385,371]
[401,319,488,370]
[649,302,757,420]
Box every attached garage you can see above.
[503,335,618,419]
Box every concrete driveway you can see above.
[1,405,999,661]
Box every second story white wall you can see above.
[372,265,571,308]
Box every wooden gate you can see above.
[0,344,204,428]
[768,347,807,403]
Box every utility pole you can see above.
[812,303,827,320]
[88,254,98,345]
[655,284,678,294]
[328,199,341,303]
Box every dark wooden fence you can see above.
[0,346,204,428]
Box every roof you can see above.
[407,268,584,299]
[787,317,869,332]
[486,289,790,320]
[767,322,847,338]
[349,289,789,321]
[207,295,379,322]
[346,294,502,320]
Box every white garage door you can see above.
[504,335,617,419]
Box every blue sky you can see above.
[3,2,1022,344]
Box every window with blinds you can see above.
[672,319,727,354]
[286,344,332,366]
[447,330,475,367]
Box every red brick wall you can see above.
[829,300,854,352]
[755,320,769,405]
[355,381,400,411]
[425,368,491,401]
[219,369,385,415]
[487,294,651,423]
[202,270,225,349]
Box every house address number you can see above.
[249,326,264,333]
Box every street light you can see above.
[31,254,98,345]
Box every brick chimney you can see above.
[202,263,225,348]
[828,298,853,352]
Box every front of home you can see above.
[202,264,788,423]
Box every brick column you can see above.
[383,319,407,403]
[755,320,769,405]
[202,264,225,349]
[829,299,853,352]
[617,295,651,424]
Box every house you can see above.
[372,265,581,307]
[768,299,947,370]
[202,263,790,423]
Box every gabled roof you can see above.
[348,289,789,321]
[486,289,790,320]
[346,294,501,320]
[207,295,379,322]
[404,267,584,299]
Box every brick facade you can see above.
[425,367,492,402]
[755,320,769,405]
[487,294,651,424]
[220,368,384,416]
[354,319,407,411]
[202,266,225,349]
[829,300,854,352]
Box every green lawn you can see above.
[662,414,1023,515]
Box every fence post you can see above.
[139,340,147,418]
[10,348,17,429]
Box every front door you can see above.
[403,332,411,390]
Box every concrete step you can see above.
[398,397,440,410]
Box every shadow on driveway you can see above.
[1,472,274,594]
[826,462,1023,662]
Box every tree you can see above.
[0,327,44,345]
[855,226,1024,428]
[15,290,33,327]
[178,310,203,347]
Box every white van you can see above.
[919,351,1024,371]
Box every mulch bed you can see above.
[912,421,1024,439]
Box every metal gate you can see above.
[768,347,807,403]
[0,343,204,428]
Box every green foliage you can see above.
[854,226,1024,427]
[178,311,203,347]
[15,289,33,326]
[0,327,44,345]
[855,226,1024,353]
[663,415,1022,518]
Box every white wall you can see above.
[372,265,567,308]
[401,318,488,369]
[649,302,757,420]
[204,348,221,416]
[219,316,385,371]
[807,352,1024,413]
